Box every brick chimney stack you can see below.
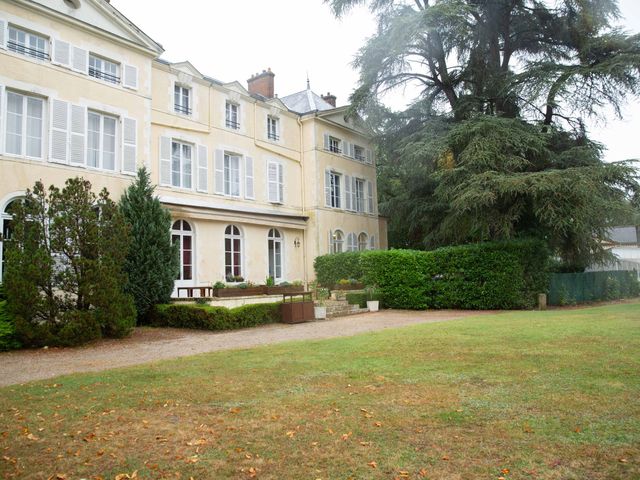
[322,92,337,107]
[247,68,275,99]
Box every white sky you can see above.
[111,0,639,163]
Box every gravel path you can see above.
[0,309,493,386]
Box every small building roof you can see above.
[280,89,334,114]
[606,226,639,245]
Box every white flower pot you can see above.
[314,306,327,319]
[367,300,379,312]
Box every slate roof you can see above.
[280,89,334,114]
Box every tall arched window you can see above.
[172,220,193,281]
[225,225,243,279]
[331,230,344,254]
[0,198,22,281]
[268,228,283,282]
[358,232,368,251]
[346,232,357,252]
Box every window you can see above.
[354,178,365,213]
[172,220,193,281]
[7,26,48,60]
[354,145,365,162]
[0,199,22,282]
[331,230,344,254]
[224,153,241,197]
[5,91,44,159]
[170,141,192,189]
[268,161,284,203]
[225,225,242,278]
[325,171,341,208]
[174,85,191,115]
[346,233,357,252]
[87,111,117,170]
[328,136,341,153]
[358,232,368,251]
[225,102,239,129]
[267,116,279,141]
[89,54,119,84]
[268,228,283,282]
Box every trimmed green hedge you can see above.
[315,239,549,310]
[147,302,281,331]
[548,271,640,305]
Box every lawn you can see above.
[0,303,638,479]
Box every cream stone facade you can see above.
[0,0,387,292]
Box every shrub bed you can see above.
[345,292,384,309]
[147,302,281,331]
[315,239,549,310]
[0,301,21,351]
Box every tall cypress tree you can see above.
[120,167,179,318]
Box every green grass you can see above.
[0,302,639,479]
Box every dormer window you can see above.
[89,54,119,84]
[174,85,191,115]
[267,116,279,141]
[7,26,48,61]
[225,101,239,129]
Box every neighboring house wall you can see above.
[0,0,386,288]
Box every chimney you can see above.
[247,68,275,99]
[322,92,336,107]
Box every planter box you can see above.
[212,286,267,297]
[280,292,314,323]
[332,283,365,291]
[266,285,304,295]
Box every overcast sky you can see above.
[111,0,640,163]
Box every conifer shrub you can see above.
[0,301,20,351]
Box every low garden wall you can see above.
[315,239,549,310]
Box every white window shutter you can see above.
[69,104,86,166]
[214,149,224,194]
[366,149,373,164]
[352,177,358,211]
[244,156,254,199]
[343,141,351,157]
[325,170,331,207]
[159,136,171,186]
[50,99,69,163]
[0,20,6,50]
[345,174,352,211]
[123,64,138,90]
[268,162,278,202]
[277,163,284,203]
[71,46,88,74]
[367,181,374,214]
[122,117,137,174]
[323,133,329,151]
[197,144,208,192]
[328,229,333,253]
[52,39,70,68]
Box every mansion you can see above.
[0,0,386,291]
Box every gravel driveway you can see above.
[0,309,492,387]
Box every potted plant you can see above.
[314,286,329,319]
[365,286,379,312]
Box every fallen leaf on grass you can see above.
[441,455,450,461]
[367,461,377,469]
[229,407,241,414]
[26,433,39,441]
[418,469,428,477]
[186,438,207,446]
[115,472,138,480]
[501,468,510,474]
[248,466,258,477]
[341,432,352,441]
[619,458,628,463]
[374,422,382,427]
[286,431,296,438]
[398,471,410,477]
[47,475,67,480]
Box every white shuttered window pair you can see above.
[159,136,208,191]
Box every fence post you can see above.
[538,293,547,310]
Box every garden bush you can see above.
[345,292,384,308]
[0,301,21,351]
[315,239,549,310]
[147,302,281,331]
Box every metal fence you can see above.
[548,270,639,305]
